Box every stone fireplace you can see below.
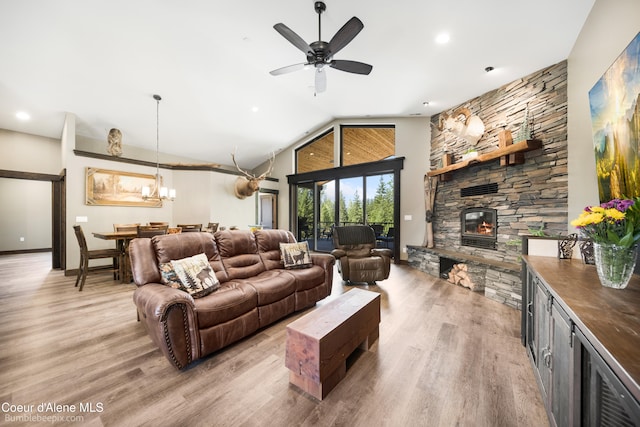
[408,60,569,309]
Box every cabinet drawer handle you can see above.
[527,302,533,316]
[544,350,552,369]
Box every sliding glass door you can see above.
[292,164,400,257]
[296,184,314,246]
[366,174,394,251]
[338,177,363,226]
[317,180,335,252]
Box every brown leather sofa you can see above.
[129,229,335,369]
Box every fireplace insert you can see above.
[461,208,497,250]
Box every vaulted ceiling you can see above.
[0,0,594,168]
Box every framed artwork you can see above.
[85,167,161,207]
[589,31,640,202]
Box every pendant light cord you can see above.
[153,94,161,188]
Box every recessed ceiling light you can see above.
[435,33,450,44]
[485,66,495,73]
[423,101,430,107]
[251,106,259,113]
[16,111,30,120]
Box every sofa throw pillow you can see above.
[159,262,183,289]
[279,242,313,269]
[159,253,220,298]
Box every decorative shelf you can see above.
[427,139,542,181]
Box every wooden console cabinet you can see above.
[522,255,640,426]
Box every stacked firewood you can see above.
[447,263,476,290]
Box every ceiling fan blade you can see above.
[270,63,307,76]
[328,17,364,56]
[330,60,372,75]
[315,68,327,93]
[273,23,313,55]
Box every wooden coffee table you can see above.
[285,288,381,400]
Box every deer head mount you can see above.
[230,152,275,199]
[436,107,485,146]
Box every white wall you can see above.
[0,129,60,251]
[567,0,640,229]
[0,129,61,173]
[0,179,51,251]
[396,118,431,254]
[171,170,259,229]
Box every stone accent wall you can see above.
[409,60,568,308]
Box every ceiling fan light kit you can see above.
[270,1,372,93]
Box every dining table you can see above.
[92,231,138,283]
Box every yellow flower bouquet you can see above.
[571,198,640,248]
[571,198,640,289]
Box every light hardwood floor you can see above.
[0,253,548,426]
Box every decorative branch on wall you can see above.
[423,175,438,248]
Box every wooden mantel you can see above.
[427,139,542,180]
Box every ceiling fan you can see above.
[269,1,372,94]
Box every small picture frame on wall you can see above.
[85,167,161,207]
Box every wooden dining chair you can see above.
[137,225,168,238]
[73,225,122,291]
[148,221,169,227]
[113,223,140,283]
[113,223,140,233]
[177,224,202,232]
[206,222,219,233]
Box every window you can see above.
[341,125,395,166]
[296,129,334,173]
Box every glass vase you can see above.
[593,243,638,289]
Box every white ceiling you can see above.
[0,0,594,169]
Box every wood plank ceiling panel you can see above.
[296,127,395,173]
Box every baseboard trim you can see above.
[0,248,51,256]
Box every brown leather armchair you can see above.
[331,225,392,284]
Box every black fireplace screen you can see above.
[461,208,497,250]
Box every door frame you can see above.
[257,189,278,229]
[0,168,66,269]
